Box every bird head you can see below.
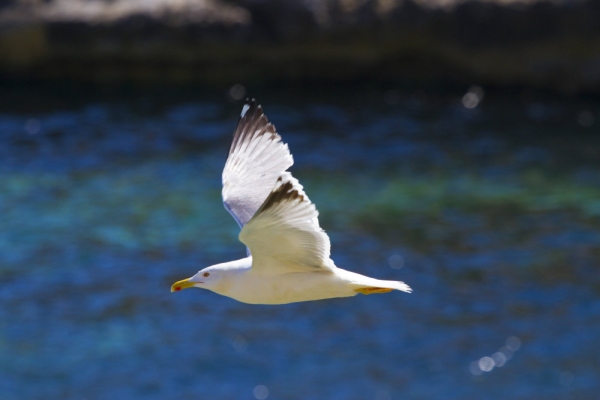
[171,267,220,292]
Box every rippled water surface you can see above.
[1,84,599,399]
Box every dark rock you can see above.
[0,0,599,92]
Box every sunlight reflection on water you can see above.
[470,336,522,375]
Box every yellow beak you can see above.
[171,278,196,292]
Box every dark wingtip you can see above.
[240,98,263,120]
[230,98,276,155]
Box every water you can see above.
[1,84,599,399]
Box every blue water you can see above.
[1,85,599,399]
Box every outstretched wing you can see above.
[239,174,335,273]
[222,99,294,229]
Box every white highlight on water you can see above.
[253,385,269,399]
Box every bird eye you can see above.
[203,272,210,277]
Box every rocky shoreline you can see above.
[1,0,599,93]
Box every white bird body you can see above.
[187,256,410,305]
[171,99,411,304]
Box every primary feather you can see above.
[222,99,293,229]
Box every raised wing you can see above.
[239,174,335,273]
[222,99,293,229]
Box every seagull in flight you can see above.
[171,99,411,304]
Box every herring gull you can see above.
[171,99,411,304]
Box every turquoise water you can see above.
[1,85,599,399]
